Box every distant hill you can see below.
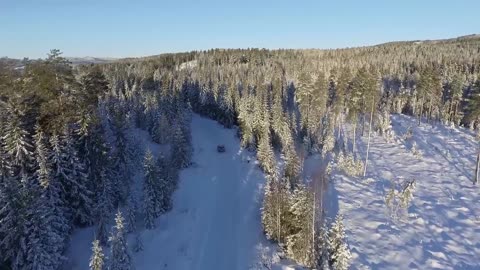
[66,57,117,66]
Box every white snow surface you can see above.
[330,114,480,270]
[65,114,293,270]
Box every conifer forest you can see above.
[1,31,480,269]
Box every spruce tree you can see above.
[143,149,160,229]
[109,210,132,270]
[286,184,315,267]
[26,127,69,270]
[467,80,480,184]
[61,126,94,225]
[125,192,138,233]
[95,174,112,246]
[171,122,192,169]
[283,145,301,188]
[328,214,351,270]
[256,127,276,175]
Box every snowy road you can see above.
[66,115,269,270]
[134,114,266,270]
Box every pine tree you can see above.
[171,122,192,169]
[286,184,315,267]
[318,221,331,270]
[156,155,171,212]
[61,126,94,225]
[467,80,480,184]
[1,107,35,269]
[125,192,138,233]
[283,145,301,188]
[256,127,276,175]
[0,120,25,265]
[143,149,160,229]
[2,104,34,175]
[295,72,314,139]
[151,111,170,144]
[261,172,291,245]
[89,239,105,270]
[329,214,351,270]
[109,210,132,270]
[26,127,69,270]
[95,175,112,246]
[261,174,277,240]
[449,74,464,125]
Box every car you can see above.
[217,145,226,153]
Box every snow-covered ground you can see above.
[331,114,480,269]
[65,115,292,270]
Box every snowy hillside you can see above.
[329,114,480,269]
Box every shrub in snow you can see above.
[322,133,335,158]
[337,152,363,177]
[254,247,273,270]
[376,111,394,142]
[411,142,422,159]
[385,178,416,221]
[403,126,413,140]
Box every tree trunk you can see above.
[418,97,424,126]
[312,189,316,264]
[475,150,479,185]
[352,123,357,156]
[361,113,366,136]
[364,98,375,177]
[277,181,281,243]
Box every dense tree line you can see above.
[0,50,192,269]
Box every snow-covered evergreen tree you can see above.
[257,127,276,175]
[125,192,138,233]
[2,110,35,268]
[109,210,132,270]
[328,214,351,270]
[111,115,136,202]
[95,174,113,246]
[151,111,170,144]
[283,145,301,188]
[171,122,193,169]
[89,239,105,270]
[318,221,331,270]
[156,155,172,212]
[26,127,69,270]
[261,174,276,240]
[2,105,34,174]
[143,149,160,229]
[286,184,315,267]
[61,126,94,225]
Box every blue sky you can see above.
[1,0,479,59]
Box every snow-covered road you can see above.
[65,115,269,270]
[141,114,266,270]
